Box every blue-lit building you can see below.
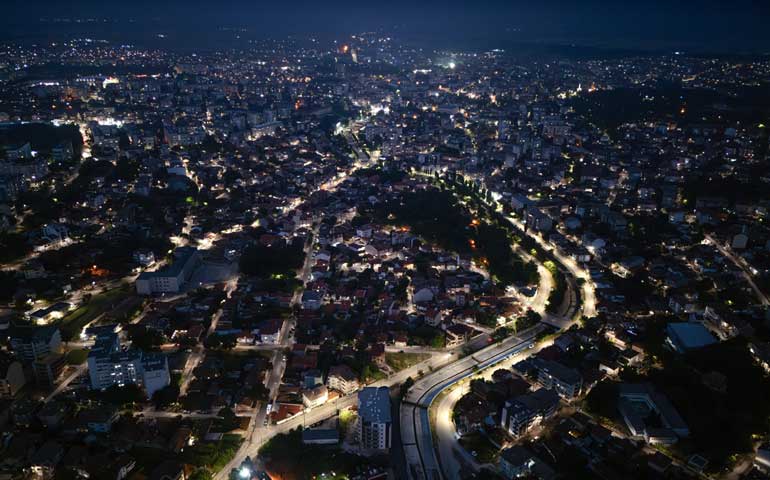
[665,323,717,353]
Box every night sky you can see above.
[3,0,769,53]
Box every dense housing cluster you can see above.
[0,28,769,480]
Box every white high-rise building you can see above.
[87,333,170,398]
[357,387,391,450]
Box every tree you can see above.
[585,380,618,420]
[111,157,139,183]
[204,334,236,350]
[360,363,380,382]
[0,232,31,263]
[400,377,415,398]
[128,326,164,351]
[492,327,511,343]
[216,407,241,432]
[0,271,19,302]
[430,333,446,348]
[516,310,542,331]
[394,277,410,302]
[188,469,213,480]
[246,383,269,401]
[239,242,305,277]
[98,384,146,406]
[152,384,180,409]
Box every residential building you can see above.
[526,208,553,232]
[358,386,392,450]
[303,369,323,389]
[87,333,170,398]
[79,404,120,433]
[302,385,329,408]
[258,319,282,344]
[302,427,339,445]
[327,364,360,395]
[498,445,556,480]
[29,440,64,479]
[33,353,66,388]
[618,383,689,445]
[136,247,200,295]
[0,356,25,398]
[500,388,560,437]
[9,325,62,362]
[531,358,582,399]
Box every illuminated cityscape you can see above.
[1,1,770,479]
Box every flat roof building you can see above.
[136,247,200,295]
[358,386,392,450]
[665,323,717,353]
[87,332,170,398]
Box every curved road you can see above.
[214,157,596,480]
[401,183,597,480]
[401,326,546,480]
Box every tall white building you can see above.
[87,333,170,398]
[357,387,391,450]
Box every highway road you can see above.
[448,169,596,321]
[213,135,589,480]
[504,214,597,319]
[509,244,553,317]
[432,324,580,479]
[433,385,479,477]
[400,325,545,480]
[400,175,597,480]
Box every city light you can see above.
[2,13,765,480]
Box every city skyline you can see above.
[1,5,770,480]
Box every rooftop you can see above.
[666,322,717,351]
[358,386,391,424]
[137,246,198,280]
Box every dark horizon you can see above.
[2,0,770,54]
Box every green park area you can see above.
[57,286,136,341]
[543,260,567,315]
[384,352,430,371]
[373,183,538,288]
[65,348,89,365]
